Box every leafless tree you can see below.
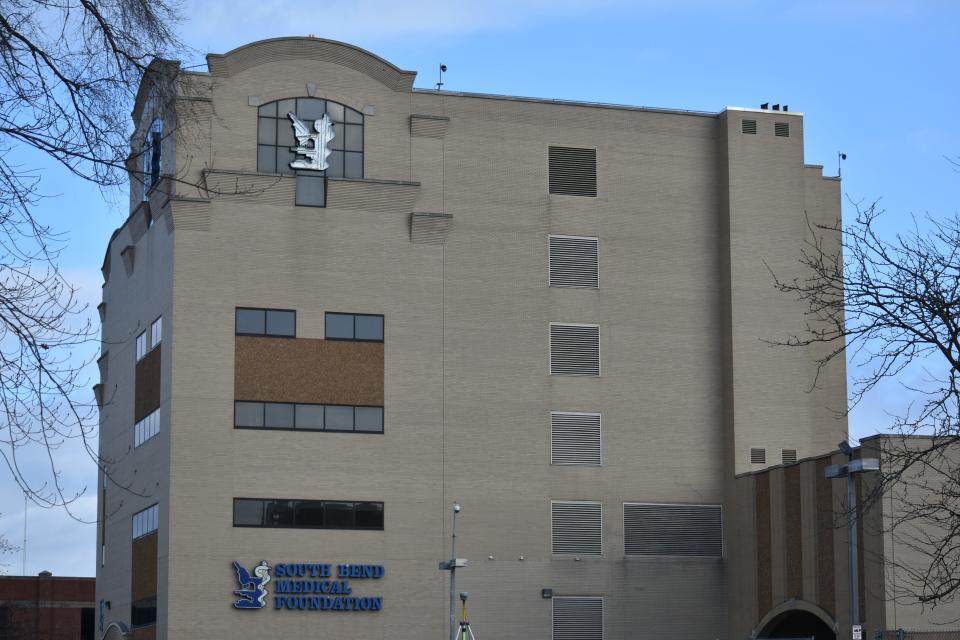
[0,0,181,514]
[772,196,960,608]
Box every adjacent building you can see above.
[0,572,95,640]
[96,37,851,639]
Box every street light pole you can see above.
[847,461,859,632]
[825,442,879,640]
[439,502,466,640]
[450,501,458,640]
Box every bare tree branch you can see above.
[772,196,960,607]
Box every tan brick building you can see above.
[96,37,851,640]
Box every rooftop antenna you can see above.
[838,152,847,178]
[436,64,447,91]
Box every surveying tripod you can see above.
[453,592,478,640]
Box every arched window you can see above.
[142,118,162,200]
[257,98,363,179]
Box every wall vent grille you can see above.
[551,412,601,465]
[549,236,599,289]
[782,449,798,465]
[775,122,790,137]
[553,597,603,640]
[551,501,602,555]
[742,119,757,135]
[623,503,723,557]
[750,447,766,464]
[550,324,600,376]
[549,146,598,197]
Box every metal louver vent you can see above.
[782,449,798,465]
[750,447,766,464]
[551,501,602,555]
[623,503,723,557]
[775,122,790,137]
[551,412,601,465]
[549,146,597,197]
[549,236,599,289]
[550,324,600,376]
[553,597,603,640]
[742,119,757,135]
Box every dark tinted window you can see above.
[265,500,295,527]
[236,308,295,337]
[131,597,157,628]
[356,502,384,530]
[295,500,324,527]
[234,498,384,530]
[324,501,355,529]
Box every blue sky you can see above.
[1,0,957,577]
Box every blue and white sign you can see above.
[232,561,384,613]
[232,560,271,609]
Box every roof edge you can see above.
[205,37,417,91]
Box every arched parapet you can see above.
[206,37,417,91]
[754,600,839,638]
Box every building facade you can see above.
[95,37,848,639]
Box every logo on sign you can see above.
[232,560,272,609]
[232,561,384,613]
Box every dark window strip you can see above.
[131,597,157,628]
[233,498,384,530]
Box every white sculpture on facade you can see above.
[287,112,335,171]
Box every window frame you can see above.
[233,401,384,434]
[235,307,297,338]
[132,504,158,540]
[324,312,385,342]
[135,331,147,361]
[150,316,162,349]
[255,97,364,179]
[134,408,160,448]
